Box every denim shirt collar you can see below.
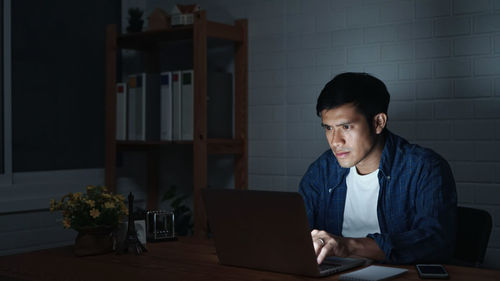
[378,130,396,179]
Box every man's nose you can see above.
[331,132,345,147]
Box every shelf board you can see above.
[116,138,243,155]
[117,21,243,50]
[207,139,243,155]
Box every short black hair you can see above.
[316,72,390,125]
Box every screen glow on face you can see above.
[321,104,379,174]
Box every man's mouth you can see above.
[335,151,350,158]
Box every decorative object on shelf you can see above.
[49,185,128,256]
[127,7,144,33]
[117,207,147,245]
[170,4,200,26]
[148,7,170,30]
[161,185,193,236]
[116,193,147,254]
[117,219,147,245]
[146,210,176,241]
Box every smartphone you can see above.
[415,264,449,279]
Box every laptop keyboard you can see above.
[319,262,342,273]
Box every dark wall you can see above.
[12,0,120,172]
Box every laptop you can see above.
[202,189,365,277]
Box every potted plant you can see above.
[50,185,128,256]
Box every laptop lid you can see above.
[202,189,364,277]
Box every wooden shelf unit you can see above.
[104,11,248,238]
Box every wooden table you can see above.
[0,237,499,281]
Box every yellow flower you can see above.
[86,199,95,208]
[89,208,100,218]
[63,218,71,229]
[104,202,115,209]
[121,204,129,215]
[51,186,129,229]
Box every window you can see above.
[10,0,120,172]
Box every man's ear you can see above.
[373,113,387,135]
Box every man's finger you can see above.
[317,243,330,264]
[313,239,320,255]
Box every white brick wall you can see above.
[454,36,491,56]
[453,0,490,14]
[434,16,470,37]
[454,78,492,98]
[416,38,452,59]
[416,79,452,99]
[416,0,451,18]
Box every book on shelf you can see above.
[124,70,234,142]
[181,70,194,141]
[160,72,173,141]
[116,82,127,140]
[172,71,182,140]
[127,73,160,141]
[127,75,138,140]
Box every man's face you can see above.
[321,103,381,174]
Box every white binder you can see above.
[172,71,182,140]
[127,75,138,140]
[128,73,160,141]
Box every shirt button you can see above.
[386,176,391,180]
[328,188,333,193]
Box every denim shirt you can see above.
[299,130,457,264]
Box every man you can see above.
[299,72,457,265]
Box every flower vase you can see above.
[74,226,114,256]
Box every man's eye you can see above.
[342,124,351,130]
[325,126,332,131]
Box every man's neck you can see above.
[355,132,386,175]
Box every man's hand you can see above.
[311,229,385,264]
[311,229,352,264]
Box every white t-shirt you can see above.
[342,166,381,238]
